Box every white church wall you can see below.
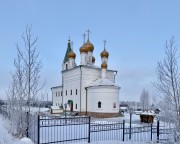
[87,86,119,113]
[51,86,63,107]
[62,68,81,112]
[60,65,117,113]
[80,66,101,112]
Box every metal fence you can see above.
[27,114,172,144]
[34,115,91,144]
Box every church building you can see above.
[51,32,120,118]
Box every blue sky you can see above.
[1,0,180,101]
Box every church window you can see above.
[56,92,57,97]
[98,101,101,108]
[61,91,62,96]
[58,92,60,96]
[66,90,67,96]
[66,64,68,70]
[76,89,77,95]
[71,90,72,95]
[75,104,77,109]
[113,103,116,108]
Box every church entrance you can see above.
[68,100,73,112]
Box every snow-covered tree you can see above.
[7,25,44,138]
[153,37,180,142]
[140,88,150,111]
[19,25,45,113]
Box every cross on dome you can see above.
[68,36,71,42]
[103,40,107,50]
[82,33,86,44]
[86,29,91,40]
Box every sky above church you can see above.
[1,0,180,102]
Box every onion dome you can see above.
[101,48,109,58]
[84,40,94,52]
[79,44,88,53]
[92,56,95,63]
[101,62,107,69]
[68,51,76,59]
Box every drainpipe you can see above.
[85,87,87,115]
[51,88,53,106]
[62,74,64,107]
[80,65,82,113]
[114,71,118,83]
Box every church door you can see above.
[68,100,73,112]
[70,102,73,112]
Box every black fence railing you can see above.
[28,115,172,144]
[0,106,173,144]
[36,115,90,144]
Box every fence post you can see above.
[26,112,29,137]
[157,120,159,143]
[129,109,132,140]
[123,120,125,141]
[37,115,40,144]
[88,116,91,143]
[151,123,153,141]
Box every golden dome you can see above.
[101,49,109,58]
[92,56,95,63]
[84,40,94,52]
[79,44,88,53]
[68,51,76,59]
[101,62,107,69]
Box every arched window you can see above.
[113,103,116,108]
[76,104,77,109]
[66,90,67,96]
[76,89,77,95]
[98,101,101,108]
[66,64,68,70]
[71,90,72,95]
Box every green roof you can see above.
[63,40,72,63]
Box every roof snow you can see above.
[87,78,119,88]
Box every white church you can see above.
[51,32,120,118]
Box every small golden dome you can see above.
[85,40,94,52]
[100,49,109,58]
[92,56,95,63]
[101,62,107,69]
[79,44,88,53]
[68,51,76,59]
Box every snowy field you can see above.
[0,112,167,144]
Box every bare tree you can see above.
[6,25,44,137]
[140,88,150,111]
[18,25,45,113]
[153,37,180,142]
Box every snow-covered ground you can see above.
[0,115,33,144]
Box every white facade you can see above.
[51,36,120,117]
[51,86,63,107]
[87,86,119,113]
